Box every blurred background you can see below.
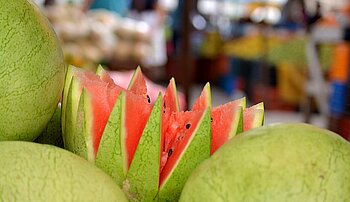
[35,0,349,138]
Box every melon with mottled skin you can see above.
[0,141,128,202]
[0,0,65,141]
[180,123,350,202]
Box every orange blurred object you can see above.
[329,43,350,82]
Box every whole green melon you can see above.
[180,123,350,202]
[0,0,65,141]
[0,141,128,201]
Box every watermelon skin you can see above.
[243,102,264,131]
[63,76,88,158]
[180,124,350,202]
[0,0,65,141]
[0,141,128,202]
[159,108,211,202]
[124,94,162,202]
[96,93,125,187]
[34,104,63,148]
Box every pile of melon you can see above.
[2,1,350,202]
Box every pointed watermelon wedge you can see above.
[243,102,264,131]
[96,64,115,85]
[127,66,148,96]
[62,65,84,137]
[211,97,246,154]
[95,92,125,187]
[121,92,152,172]
[161,78,181,171]
[191,82,212,111]
[159,109,211,201]
[124,93,163,202]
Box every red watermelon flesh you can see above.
[127,66,148,97]
[191,83,211,111]
[123,92,152,169]
[74,71,124,155]
[160,110,205,186]
[161,78,180,171]
[211,99,244,154]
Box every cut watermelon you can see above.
[159,109,211,201]
[124,94,162,202]
[121,92,152,170]
[61,66,265,202]
[161,78,180,171]
[95,92,125,186]
[243,102,264,131]
[191,82,212,111]
[211,97,246,154]
[96,64,115,85]
[127,66,148,97]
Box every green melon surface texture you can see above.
[0,0,65,141]
[180,123,350,202]
[124,93,162,202]
[0,141,128,202]
[96,92,125,187]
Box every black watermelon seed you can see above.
[168,149,173,157]
[163,110,166,113]
[211,117,213,122]
[186,124,191,129]
[163,102,166,108]
[147,95,151,103]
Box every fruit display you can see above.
[61,65,264,201]
[2,1,350,202]
[180,123,350,202]
[0,0,65,141]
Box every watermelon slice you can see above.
[127,66,147,97]
[96,64,115,85]
[159,109,211,201]
[61,66,265,202]
[191,82,212,111]
[161,78,181,171]
[124,94,162,201]
[243,102,264,131]
[211,97,246,154]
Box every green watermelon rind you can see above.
[247,102,265,129]
[158,108,212,201]
[124,93,162,202]
[168,77,180,112]
[95,92,125,187]
[79,88,95,162]
[63,76,83,152]
[229,107,243,139]
[62,65,81,136]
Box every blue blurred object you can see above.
[89,0,130,16]
[329,82,347,116]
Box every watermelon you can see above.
[211,97,246,154]
[0,0,65,141]
[243,102,264,131]
[34,104,63,148]
[180,124,350,202]
[0,141,128,202]
[62,66,264,202]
